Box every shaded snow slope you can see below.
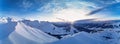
[49,29,120,44]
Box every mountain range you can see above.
[0,17,120,44]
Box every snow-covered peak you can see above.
[0,17,18,24]
[0,17,8,24]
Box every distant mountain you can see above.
[73,19,120,33]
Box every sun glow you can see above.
[52,8,96,22]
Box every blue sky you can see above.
[0,0,51,15]
[0,0,120,21]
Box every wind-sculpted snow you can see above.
[0,18,58,44]
[10,22,58,44]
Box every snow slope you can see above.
[49,29,120,44]
[9,22,58,44]
[0,18,58,44]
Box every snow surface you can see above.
[49,29,120,44]
[0,18,120,44]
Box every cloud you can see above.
[87,2,120,15]
[29,0,118,22]
[33,0,100,21]
[2,0,119,21]
[52,8,94,22]
[20,0,33,10]
[115,0,120,2]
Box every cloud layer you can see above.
[0,0,120,21]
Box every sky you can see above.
[0,0,120,21]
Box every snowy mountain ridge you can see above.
[0,17,120,44]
